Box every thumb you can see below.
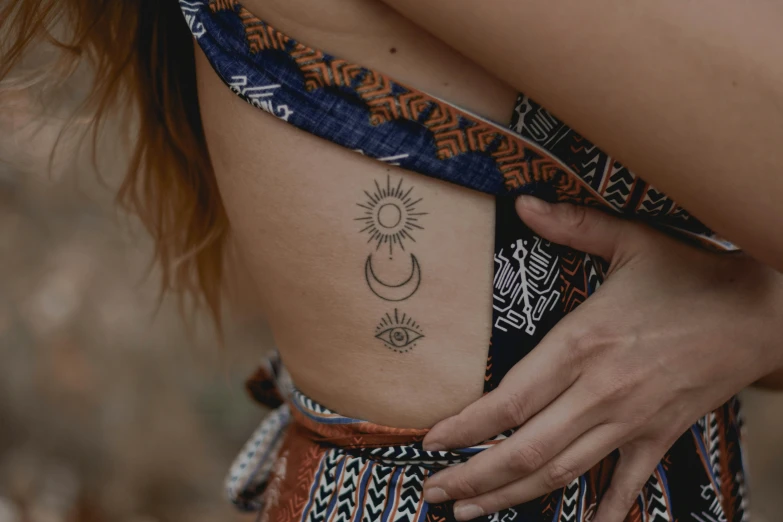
[515,196,635,261]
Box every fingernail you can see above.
[516,195,550,214]
[423,441,446,452]
[422,433,446,451]
[423,487,450,504]
[454,504,485,521]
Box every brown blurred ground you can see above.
[0,79,266,521]
[1,62,782,522]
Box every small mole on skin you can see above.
[389,47,397,54]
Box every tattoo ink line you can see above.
[355,174,427,258]
[374,308,424,353]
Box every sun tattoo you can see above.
[356,175,427,257]
[374,309,424,353]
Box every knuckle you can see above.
[618,483,644,507]
[602,367,645,405]
[542,461,579,491]
[507,441,547,474]
[481,489,519,515]
[498,392,532,427]
[449,473,481,499]
[608,479,647,515]
[603,373,635,400]
[567,326,606,362]
[600,491,638,522]
[449,422,477,447]
[492,490,519,513]
[561,204,589,231]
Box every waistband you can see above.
[226,353,508,511]
[224,356,746,522]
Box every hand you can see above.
[421,196,783,522]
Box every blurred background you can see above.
[0,53,265,522]
[1,46,782,522]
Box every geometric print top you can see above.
[179,1,749,521]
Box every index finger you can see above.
[422,319,582,451]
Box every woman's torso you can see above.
[196,0,518,428]
[189,2,748,520]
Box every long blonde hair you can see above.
[1,0,227,329]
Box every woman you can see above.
[2,1,781,522]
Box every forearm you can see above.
[379,0,783,269]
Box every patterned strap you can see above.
[179,0,735,252]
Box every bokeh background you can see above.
[1,48,782,522]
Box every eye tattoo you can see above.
[356,175,427,258]
[375,308,425,353]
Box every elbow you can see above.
[755,368,783,390]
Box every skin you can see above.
[195,0,783,518]
[377,0,783,271]
[197,0,518,428]
[421,198,783,521]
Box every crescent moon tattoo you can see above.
[365,254,422,302]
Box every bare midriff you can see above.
[196,0,519,428]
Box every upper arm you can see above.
[378,0,783,270]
